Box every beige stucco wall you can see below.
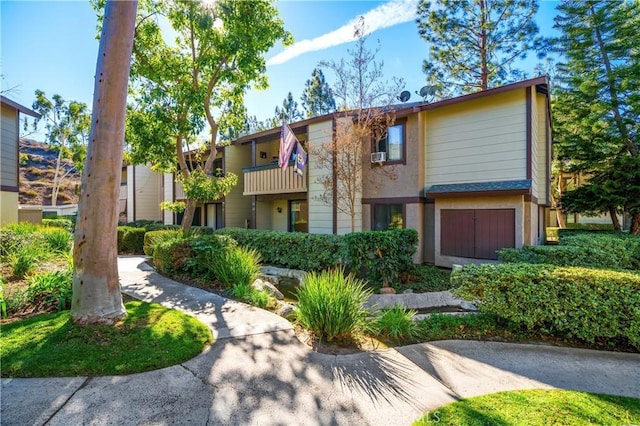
[434,195,524,268]
[307,119,334,234]
[224,144,252,228]
[0,191,19,225]
[425,90,527,186]
[1,104,18,189]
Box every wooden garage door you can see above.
[441,209,515,260]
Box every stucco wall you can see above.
[434,195,524,268]
[224,144,252,228]
[0,191,18,225]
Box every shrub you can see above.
[28,269,73,311]
[342,229,418,285]
[8,246,40,279]
[230,283,273,309]
[214,228,343,271]
[206,246,262,287]
[0,280,7,319]
[560,233,640,269]
[0,223,43,257]
[187,234,237,276]
[143,230,183,256]
[152,237,192,275]
[453,263,640,348]
[42,218,74,232]
[117,226,147,254]
[296,267,372,342]
[371,306,416,342]
[42,227,73,253]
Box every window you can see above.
[289,200,308,232]
[376,123,405,163]
[373,204,404,231]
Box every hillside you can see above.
[19,138,81,206]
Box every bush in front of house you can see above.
[42,218,74,233]
[295,267,372,343]
[117,226,147,254]
[452,263,640,348]
[559,233,640,269]
[342,229,418,285]
[143,230,183,256]
[206,246,262,287]
[214,228,343,271]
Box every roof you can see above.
[231,76,549,145]
[423,179,532,197]
[0,95,41,118]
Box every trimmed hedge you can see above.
[144,230,182,256]
[214,228,343,271]
[343,229,418,284]
[499,231,640,270]
[117,227,147,254]
[452,263,640,348]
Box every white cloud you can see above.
[267,0,419,66]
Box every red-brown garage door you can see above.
[441,209,515,260]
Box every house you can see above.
[118,163,164,224]
[1,96,41,226]
[231,76,552,267]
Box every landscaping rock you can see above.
[380,287,396,294]
[460,301,478,311]
[276,301,296,321]
[252,279,284,300]
[259,266,307,284]
[258,274,280,286]
[402,289,414,294]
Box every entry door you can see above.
[207,204,217,229]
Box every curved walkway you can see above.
[2,256,639,426]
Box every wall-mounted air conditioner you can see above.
[370,152,386,163]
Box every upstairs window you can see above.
[375,122,405,164]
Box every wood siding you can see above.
[163,173,174,224]
[243,165,307,195]
[1,104,18,189]
[224,144,252,228]
[307,120,334,234]
[134,165,162,221]
[530,87,540,198]
[425,90,527,186]
[536,92,549,205]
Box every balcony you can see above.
[243,162,307,196]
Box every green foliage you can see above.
[0,280,7,319]
[206,246,262,288]
[371,306,416,342]
[42,227,73,253]
[295,268,372,342]
[28,269,73,312]
[301,68,336,118]
[160,200,186,213]
[400,265,453,292]
[452,263,640,348]
[143,230,183,256]
[0,301,212,377]
[230,283,273,310]
[179,168,238,204]
[42,218,74,232]
[343,229,418,285]
[152,238,192,275]
[215,228,343,271]
[117,226,147,254]
[499,231,640,270]
[8,247,40,279]
[416,0,544,97]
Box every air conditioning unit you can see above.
[370,152,386,163]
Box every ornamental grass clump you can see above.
[371,306,417,342]
[207,246,262,287]
[295,267,372,343]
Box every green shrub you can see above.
[371,306,416,342]
[187,234,237,276]
[143,230,183,256]
[296,267,372,342]
[42,218,74,232]
[152,237,192,275]
[4,288,29,316]
[343,229,418,285]
[28,269,73,311]
[0,223,43,257]
[42,228,73,253]
[0,280,7,319]
[207,246,262,287]
[214,228,343,271]
[560,233,640,269]
[8,246,40,279]
[117,226,147,254]
[453,263,640,348]
[230,283,272,309]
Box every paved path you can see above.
[2,256,639,426]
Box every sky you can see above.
[1,0,560,142]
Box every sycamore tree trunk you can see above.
[72,0,137,325]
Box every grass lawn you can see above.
[414,389,640,425]
[1,301,212,377]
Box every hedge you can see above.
[342,229,418,284]
[499,231,640,270]
[117,227,147,254]
[42,218,74,233]
[214,228,343,271]
[452,263,640,348]
[144,230,183,256]
[153,233,237,277]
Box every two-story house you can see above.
[231,76,552,267]
[1,96,41,225]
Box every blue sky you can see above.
[1,0,559,141]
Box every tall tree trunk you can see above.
[479,0,488,90]
[72,0,137,325]
[608,207,621,231]
[51,140,64,206]
[630,212,640,236]
[181,198,197,232]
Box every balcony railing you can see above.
[243,162,307,196]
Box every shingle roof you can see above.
[424,179,532,195]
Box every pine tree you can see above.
[300,68,336,118]
[271,91,303,125]
[416,0,545,97]
[553,0,640,234]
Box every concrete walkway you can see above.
[2,256,639,426]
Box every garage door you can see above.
[441,209,515,260]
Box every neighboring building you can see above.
[232,76,552,267]
[1,96,41,226]
[119,163,164,223]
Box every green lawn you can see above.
[1,301,212,377]
[414,389,640,425]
